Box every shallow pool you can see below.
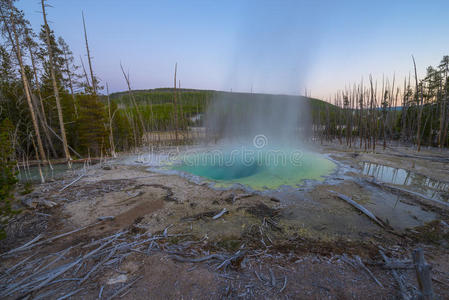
[173,148,336,190]
[361,161,449,202]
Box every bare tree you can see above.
[412,56,424,151]
[41,0,71,165]
[120,63,147,145]
[24,28,57,158]
[82,11,96,95]
[0,3,47,164]
[106,83,116,157]
[173,63,179,143]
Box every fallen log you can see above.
[330,191,385,228]
[212,208,228,220]
[59,173,85,192]
[170,253,226,263]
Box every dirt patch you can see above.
[2,145,449,299]
[126,254,219,299]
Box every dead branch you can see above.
[330,191,385,227]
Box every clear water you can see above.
[173,149,336,190]
[361,161,449,202]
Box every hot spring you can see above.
[172,147,335,190]
[170,93,336,190]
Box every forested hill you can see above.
[109,88,333,111]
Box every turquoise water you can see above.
[173,148,336,190]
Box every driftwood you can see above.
[279,275,287,292]
[212,208,228,220]
[412,248,434,300]
[379,250,409,300]
[106,276,142,300]
[341,254,383,287]
[367,260,414,270]
[330,191,385,228]
[56,287,83,300]
[384,184,449,208]
[354,255,383,287]
[59,173,85,192]
[1,222,102,257]
[0,228,182,298]
[232,193,253,203]
[269,268,276,287]
[2,234,43,256]
[97,216,115,221]
[170,254,226,263]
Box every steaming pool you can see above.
[171,148,336,190]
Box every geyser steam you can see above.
[204,93,310,146]
[172,92,335,190]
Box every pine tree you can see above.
[58,37,79,116]
[76,94,107,156]
[0,2,48,164]
[0,118,18,239]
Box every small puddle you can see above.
[361,161,449,202]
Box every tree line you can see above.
[312,55,449,151]
[0,0,109,167]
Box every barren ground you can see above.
[1,142,448,299]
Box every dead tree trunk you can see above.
[25,33,57,158]
[2,6,47,164]
[173,63,179,143]
[438,68,447,149]
[120,63,147,145]
[106,83,116,158]
[80,56,91,89]
[82,11,96,95]
[412,56,424,152]
[41,0,71,165]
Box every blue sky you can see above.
[18,0,449,99]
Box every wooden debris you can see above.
[98,216,115,221]
[56,288,83,300]
[232,193,253,203]
[212,208,228,220]
[354,255,383,287]
[379,250,409,300]
[59,173,85,192]
[98,286,104,299]
[2,234,43,256]
[107,276,142,300]
[170,254,226,263]
[280,275,287,292]
[366,260,414,270]
[412,248,434,300]
[330,191,385,228]
[269,268,276,287]
[22,198,58,209]
[35,212,52,217]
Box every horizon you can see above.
[18,0,449,100]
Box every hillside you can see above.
[109,88,334,111]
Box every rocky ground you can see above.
[1,142,448,299]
